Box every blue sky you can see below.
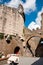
[0,0,43,30]
[24,0,43,27]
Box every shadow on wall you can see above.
[31,58,43,65]
[35,38,43,57]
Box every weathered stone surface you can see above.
[0,4,43,57]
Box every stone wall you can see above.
[0,4,24,37]
[0,4,43,57]
[0,37,23,56]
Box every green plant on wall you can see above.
[9,35,12,40]
[0,33,4,39]
[0,52,3,58]
[23,28,25,34]
[23,28,25,37]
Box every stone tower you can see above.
[0,4,25,56]
[0,4,25,38]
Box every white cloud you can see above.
[5,0,36,13]
[21,0,36,13]
[36,8,43,26]
[28,7,43,31]
[5,0,20,8]
[28,21,40,31]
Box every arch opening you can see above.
[26,36,41,57]
[14,46,20,54]
[35,38,43,57]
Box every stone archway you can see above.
[26,37,40,57]
[25,34,43,57]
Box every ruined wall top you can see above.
[0,4,25,37]
[0,4,25,22]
